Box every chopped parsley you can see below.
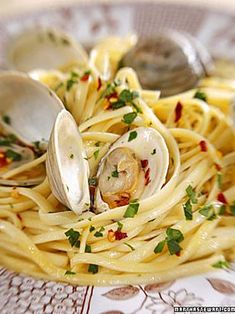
[93,149,99,160]
[186,185,197,204]
[154,227,184,256]
[70,153,74,159]
[88,177,98,186]
[230,205,235,216]
[2,115,11,125]
[111,100,126,110]
[117,221,123,231]
[94,226,105,238]
[219,205,226,215]
[85,244,92,253]
[0,134,17,146]
[154,240,166,253]
[5,149,22,161]
[65,270,76,275]
[54,82,64,92]
[151,148,156,155]
[194,91,207,102]
[89,225,95,232]
[183,199,193,220]
[199,204,217,220]
[95,141,101,147]
[61,37,70,45]
[66,78,78,91]
[217,173,223,189]
[124,202,139,218]
[111,167,119,178]
[212,260,230,269]
[122,112,137,125]
[88,264,98,274]
[65,228,81,248]
[128,131,137,142]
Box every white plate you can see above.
[0,2,235,313]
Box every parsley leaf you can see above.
[217,173,222,189]
[183,199,193,220]
[119,89,138,102]
[166,228,184,243]
[124,203,139,218]
[65,228,81,247]
[230,205,235,216]
[65,270,76,275]
[199,204,215,220]
[89,225,95,232]
[94,226,105,238]
[111,168,119,178]
[66,78,78,91]
[128,131,137,142]
[212,260,230,269]
[117,221,123,231]
[88,264,98,274]
[122,112,137,125]
[194,91,207,102]
[154,240,166,253]
[186,185,197,204]
[5,149,22,161]
[93,149,99,160]
[2,115,11,125]
[111,100,126,110]
[151,148,156,155]
[167,239,182,255]
[85,244,92,253]
[70,153,74,159]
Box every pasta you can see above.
[0,36,234,286]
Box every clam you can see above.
[0,71,64,186]
[119,31,213,97]
[46,109,90,214]
[6,27,88,72]
[95,127,169,212]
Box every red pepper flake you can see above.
[106,91,118,101]
[199,140,207,152]
[115,193,130,206]
[114,230,128,240]
[0,153,9,168]
[107,229,128,241]
[81,73,90,82]
[141,159,148,168]
[217,192,228,204]
[144,167,151,186]
[176,251,181,257]
[174,102,183,123]
[97,77,102,91]
[215,163,222,171]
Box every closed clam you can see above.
[119,31,213,97]
[0,71,64,186]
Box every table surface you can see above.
[1,0,235,18]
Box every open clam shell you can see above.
[6,27,88,72]
[46,109,90,214]
[95,127,169,212]
[119,31,213,97]
[0,71,64,146]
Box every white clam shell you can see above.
[6,27,88,72]
[95,127,169,212]
[0,71,64,146]
[46,109,90,214]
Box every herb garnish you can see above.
[117,221,123,231]
[2,115,11,125]
[85,244,92,253]
[65,228,81,247]
[122,112,137,125]
[217,172,222,189]
[111,167,119,178]
[89,225,95,232]
[151,148,156,155]
[65,270,76,275]
[128,131,137,142]
[154,227,184,256]
[183,200,193,220]
[88,264,98,274]
[6,149,22,161]
[93,149,99,160]
[199,204,217,220]
[194,91,207,102]
[88,177,98,186]
[124,202,139,218]
[70,153,74,159]
[212,260,230,269]
[230,205,235,216]
[94,226,105,238]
